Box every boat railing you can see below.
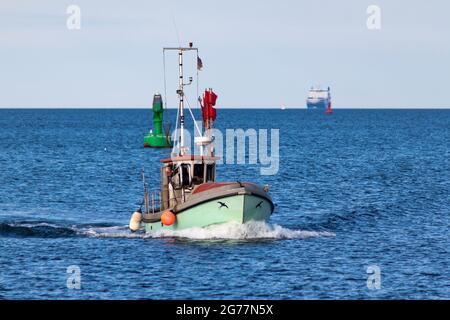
[145,190,161,214]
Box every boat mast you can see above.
[163,43,198,156]
[178,49,185,156]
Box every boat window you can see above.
[206,164,215,182]
[181,164,191,187]
[192,164,204,185]
[171,164,191,188]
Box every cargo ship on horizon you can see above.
[306,86,331,109]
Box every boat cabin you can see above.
[160,155,220,209]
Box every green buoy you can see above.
[143,93,173,148]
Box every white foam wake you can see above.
[78,225,145,238]
[80,221,334,241]
[150,221,335,240]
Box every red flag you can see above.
[208,91,217,121]
[202,89,218,122]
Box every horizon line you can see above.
[1,106,450,110]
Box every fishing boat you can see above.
[129,44,274,233]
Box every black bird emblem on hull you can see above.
[217,201,228,209]
[255,201,263,209]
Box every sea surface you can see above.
[0,109,448,299]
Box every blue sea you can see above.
[0,109,448,299]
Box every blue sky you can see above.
[0,0,449,108]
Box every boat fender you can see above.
[129,209,142,232]
[161,210,176,226]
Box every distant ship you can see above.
[306,86,331,109]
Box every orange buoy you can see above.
[161,211,176,226]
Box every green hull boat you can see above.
[143,182,273,232]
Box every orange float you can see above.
[161,211,176,226]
